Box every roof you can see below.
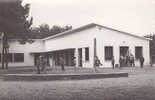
[0,23,150,41]
[96,24,151,41]
[43,23,150,41]
[43,23,96,40]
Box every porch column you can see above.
[114,45,119,65]
[74,48,78,67]
[82,48,85,63]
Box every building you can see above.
[0,23,150,68]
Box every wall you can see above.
[0,25,150,68]
[95,26,150,68]
[0,39,44,67]
[45,26,150,68]
[44,27,98,68]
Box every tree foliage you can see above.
[144,34,155,56]
[0,0,33,39]
[29,24,72,39]
[0,0,32,69]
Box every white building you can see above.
[0,23,150,68]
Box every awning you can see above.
[30,51,47,54]
[46,48,74,52]
[30,48,75,54]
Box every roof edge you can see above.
[43,23,150,41]
[95,24,151,41]
[43,23,96,41]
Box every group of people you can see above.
[119,54,135,68]
[36,55,76,73]
[94,55,145,69]
[59,56,76,71]
[119,55,145,68]
[36,54,145,74]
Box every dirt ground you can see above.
[0,67,155,100]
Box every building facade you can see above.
[0,39,44,67]
[0,23,150,68]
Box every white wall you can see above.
[0,40,44,67]
[44,27,98,68]
[44,26,150,68]
[0,25,149,68]
[95,26,150,68]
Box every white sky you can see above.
[24,0,155,36]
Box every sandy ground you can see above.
[0,67,155,100]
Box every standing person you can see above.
[73,57,76,70]
[36,55,43,74]
[119,56,123,69]
[139,56,144,68]
[131,55,135,67]
[94,56,102,72]
[60,56,65,71]
[129,54,135,67]
[125,56,129,67]
[41,56,48,73]
[150,58,153,67]
[111,56,115,69]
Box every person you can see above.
[125,56,129,67]
[94,56,102,72]
[95,56,102,67]
[72,57,76,70]
[41,56,48,73]
[59,56,65,71]
[139,56,144,68]
[119,56,123,69]
[129,54,135,67]
[72,57,76,66]
[150,58,153,67]
[36,55,43,74]
[111,56,115,69]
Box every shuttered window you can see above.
[135,47,143,59]
[105,46,113,60]
[14,53,24,62]
[1,53,24,63]
[85,47,89,61]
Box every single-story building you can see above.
[0,23,150,68]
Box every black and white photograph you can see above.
[0,0,155,100]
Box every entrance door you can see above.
[120,46,129,67]
[78,48,82,67]
[34,54,40,66]
[120,46,129,57]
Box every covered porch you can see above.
[31,48,75,67]
[48,48,75,67]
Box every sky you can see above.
[24,0,155,36]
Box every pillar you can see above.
[74,48,78,67]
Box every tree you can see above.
[144,34,155,65]
[0,0,33,69]
[29,24,72,39]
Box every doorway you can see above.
[120,46,129,57]
[120,46,129,67]
[34,53,40,66]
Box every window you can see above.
[0,53,24,63]
[14,53,24,62]
[85,47,89,61]
[7,53,13,62]
[105,46,113,60]
[135,46,143,59]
